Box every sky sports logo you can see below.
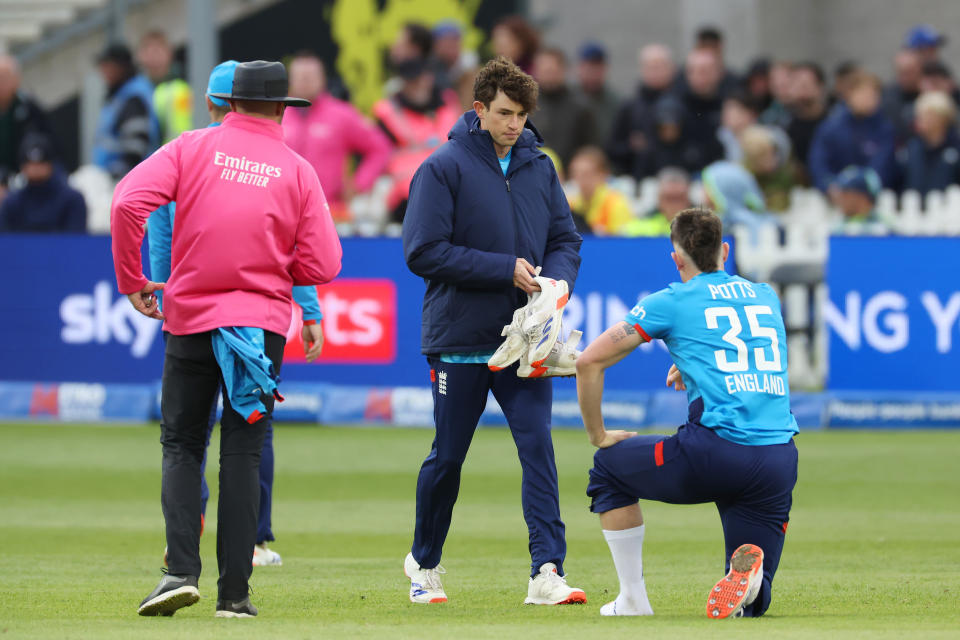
[284,279,397,364]
[57,279,397,364]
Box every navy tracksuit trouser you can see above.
[412,358,566,577]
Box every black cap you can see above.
[746,57,771,78]
[19,133,55,166]
[97,42,134,66]
[922,59,953,79]
[209,60,311,107]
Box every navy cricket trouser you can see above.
[200,405,276,544]
[412,358,566,577]
[587,422,798,617]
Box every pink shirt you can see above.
[111,112,342,336]
[281,93,391,205]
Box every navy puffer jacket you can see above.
[402,111,582,355]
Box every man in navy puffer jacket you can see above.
[402,57,583,606]
[808,71,896,193]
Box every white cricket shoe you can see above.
[488,307,528,371]
[252,543,282,567]
[522,277,569,367]
[404,552,447,603]
[524,563,587,605]
[518,330,582,378]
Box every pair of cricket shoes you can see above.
[408,277,588,607]
[488,275,580,378]
[405,543,765,620]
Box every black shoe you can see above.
[215,596,258,618]
[138,574,200,616]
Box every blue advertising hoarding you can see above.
[825,237,960,391]
[0,235,713,391]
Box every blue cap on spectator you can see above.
[579,41,607,63]
[207,60,239,108]
[905,25,946,50]
[432,20,462,38]
[834,166,882,202]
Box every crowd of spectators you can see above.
[2,17,959,238]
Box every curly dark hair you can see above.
[670,208,723,273]
[473,56,539,112]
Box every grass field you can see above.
[1,422,959,639]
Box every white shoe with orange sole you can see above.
[522,277,569,367]
[524,563,587,605]
[404,552,447,604]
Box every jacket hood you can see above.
[702,161,767,219]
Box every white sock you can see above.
[603,525,653,614]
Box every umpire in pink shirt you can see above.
[111,60,342,618]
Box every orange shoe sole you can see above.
[558,590,587,604]
[404,562,447,603]
[706,543,764,619]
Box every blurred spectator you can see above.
[785,62,829,181]
[832,60,861,104]
[675,48,725,169]
[92,43,159,180]
[531,47,596,166]
[832,165,887,234]
[430,21,478,93]
[919,60,960,103]
[744,58,773,112]
[0,55,53,178]
[0,133,86,232]
[808,71,895,194]
[649,96,695,173]
[693,26,740,96]
[385,23,435,97]
[882,49,923,144]
[283,52,391,220]
[896,91,960,197]
[491,16,540,74]
[607,43,677,179]
[701,160,771,233]
[718,90,760,162]
[137,30,192,143]
[373,56,460,222]
[574,42,620,146]
[567,146,633,235]
[391,22,433,64]
[740,124,797,212]
[904,25,946,64]
[760,61,794,127]
[701,161,774,246]
[541,146,565,182]
[622,166,691,236]
[0,172,8,207]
